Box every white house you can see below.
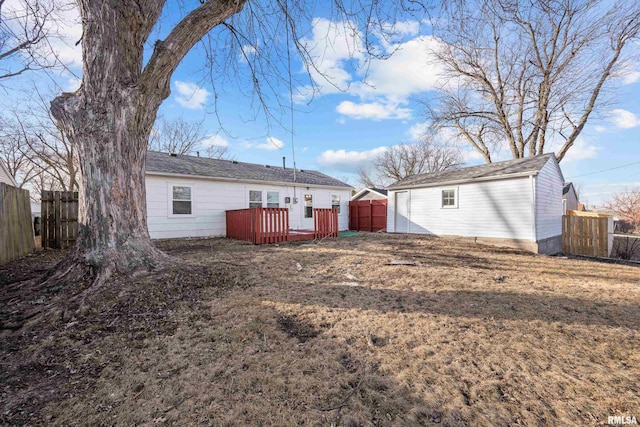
[386,153,564,254]
[0,163,18,187]
[351,188,388,201]
[145,151,352,239]
[562,182,579,214]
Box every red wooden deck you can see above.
[226,207,338,244]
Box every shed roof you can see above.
[387,153,555,190]
[146,151,352,188]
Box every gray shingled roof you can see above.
[146,151,352,188]
[387,153,555,190]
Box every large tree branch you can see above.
[141,0,247,95]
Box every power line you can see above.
[565,160,640,179]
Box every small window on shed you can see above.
[267,191,279,208]
[249,190,262,208]
[331,194,341,213]
[441,188,458,208]
[172,186,192,215]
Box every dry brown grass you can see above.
[2,233,639,426]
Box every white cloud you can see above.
[336,100,411,120]
[200,134,229,147]
[608,109,640,129]
[407,122,430,141]
[617,61,640,85]
[354,36,445,101]
[296,19,444,122]
[65,76,82,92]
[255,136,284,151]
[594,125,607,133]
[3,1,83,71]
[557,137,600,163]
[317,146,388,172]
[298,18,364,97]
[174,81,210,110]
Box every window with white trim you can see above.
[267,191,279,208]
[331,194,340,213]
[441,188,458,208]
[304,194,313,218]
[172,186,192,215]
[249,190,262,208]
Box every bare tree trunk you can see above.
[47,2,162,282]
[47,0,246,285]
[51,92,167,282]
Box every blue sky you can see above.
[3,2,640,207]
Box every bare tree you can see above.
[150,117,203,155]
[203,144,230,160]
[428,0,640,163]
[359,139,462,187]
[148,117,231,159]
[0,0,72,81]
[603,188,640,231]
[47,1,427,285]
[0,114,41,188]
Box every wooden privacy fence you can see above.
[314,208,339,239]
[349,200,387,232]
[226,207,339,244]
[0,183,34,264]
[41,190,79,249]
[562,210,611,257]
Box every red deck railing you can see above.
[226,207,339,244]
[226,207,290,244]
[314,208,339,239]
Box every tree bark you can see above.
[49,0,245,284]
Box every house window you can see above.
[249,190,262,208]
[441,188,458,208]
[267,191,279,208]
[172,186,192,215]
[331,194,340,213]
[304,194,313,218]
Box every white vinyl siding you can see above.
[388,177,535,240]
[535,159,563,240]
[147,175,350,239]
[0,164,17,186]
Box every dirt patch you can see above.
[277,314,320,342]
[1,234,639,425]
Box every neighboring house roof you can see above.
[146,151,352,188]
[351,187,388,200]
[563,182,575,196]
[387,153,556,190]
[0,162,18,187]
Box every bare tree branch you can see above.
[429,0,640,163]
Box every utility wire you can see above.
[565,160,640,179]
[284,6,297,183]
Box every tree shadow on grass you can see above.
[269,284,640,330]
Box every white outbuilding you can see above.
[386,153,564,254]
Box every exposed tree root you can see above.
[1,242,172,332]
